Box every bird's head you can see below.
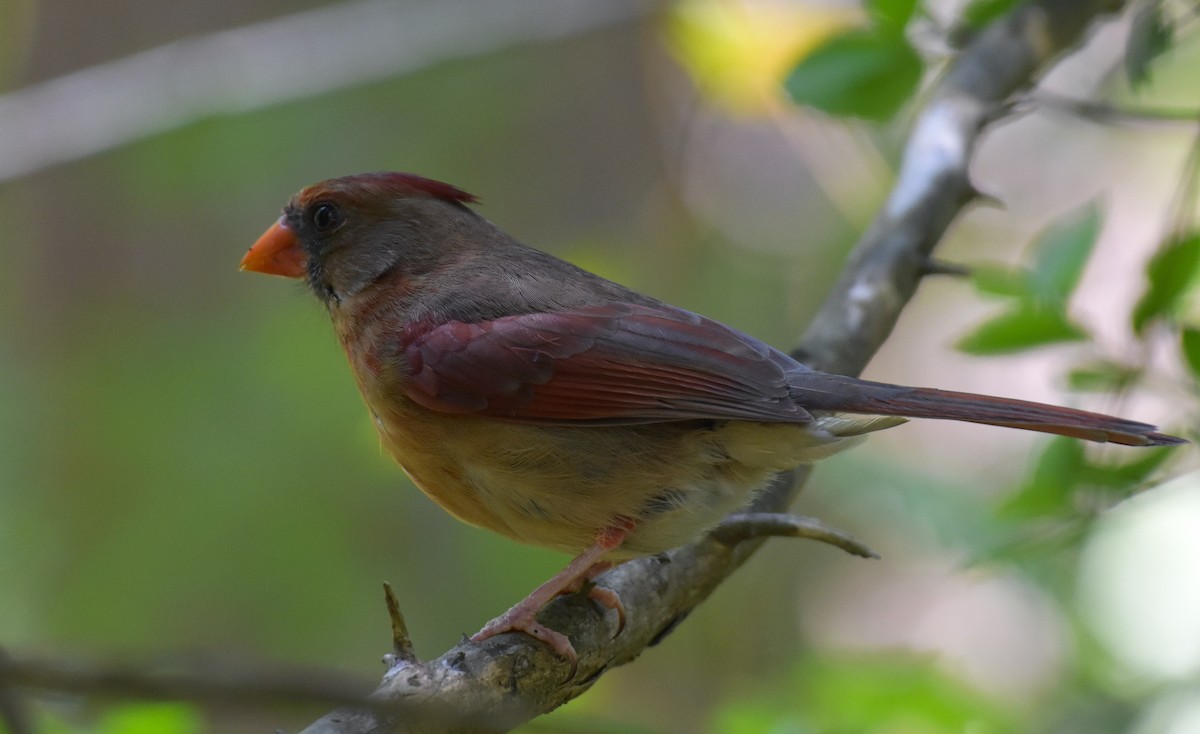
[240,172,480,306]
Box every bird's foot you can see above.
[562,563,625,636]
[471,519,636,673]
[473,602,577,662]
[470,564,626,668]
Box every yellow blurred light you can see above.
[667,0,861,115]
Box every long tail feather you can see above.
[788,373,1184,447]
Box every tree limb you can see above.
[0,0,651,183]
[0,655,381,715]
[1022,90,1200,128]
[710,512,879,558]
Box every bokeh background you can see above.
[1,0,1197,732]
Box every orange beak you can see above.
[240,217,307,278]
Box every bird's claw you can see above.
[471,576,626,680]
[579,581,625,637]
[473,609,579,678]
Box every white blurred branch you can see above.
[0,0,651,183]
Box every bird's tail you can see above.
[787,372,1184,447]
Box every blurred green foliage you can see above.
[714,655,1017,734]
[957,0,1023,34]
[958,202,1100,354]
[1125,1,1173,90]
[785,31,921,122]
[1133,232,1200,334]
[37,704,202,734]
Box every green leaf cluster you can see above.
[955,198,1191,563]
[958,202,1100,354]
[784,0,922,121]
[957,0,1022,31]
[998,438,1174,521]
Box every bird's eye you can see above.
[310,202,343,232]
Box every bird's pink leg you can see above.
[557,561,625,636]
[472,519,635,661]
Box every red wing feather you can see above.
[401,304,813,425]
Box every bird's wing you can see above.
[400,303,813,424]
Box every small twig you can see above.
[967,185,1007,210]
[919,258,972,277]
[382,583,418,665]
[1024,91,1200,128]
[1164,117,1200,239]
[0,655,388,714]
[0,653,509,733]
[710,513,879,559]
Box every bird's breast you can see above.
[353,384,824,556]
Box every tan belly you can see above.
[369,399,739,554]
[333,309,872,556]
[362,390,861,556]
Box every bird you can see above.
[240,171,1182,661]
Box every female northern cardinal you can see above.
[241,172,1181,661]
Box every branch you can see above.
[710,512,879,558]
[1022,90,1200,128]
[0,0,651,183]
[383,583,419,667]
[0,655,381,714]
[298,0,1130,732]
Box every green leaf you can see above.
[959,0,1023,30]
[997,433,1178,523]
[998,437,1085,519]
[1133,232,1200,333]
[1182,327,1200,380]
[956,305,1088,355]
[869,0,919,34]
[970,264,1031,298]
[1066,360,1140,392]
[785,30,923,121]
[1126,1,1173,89]
[1079,446,1176,489]
[1028,202,1101,304]
[966,204,1100,305]
[973,519,1094,581]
